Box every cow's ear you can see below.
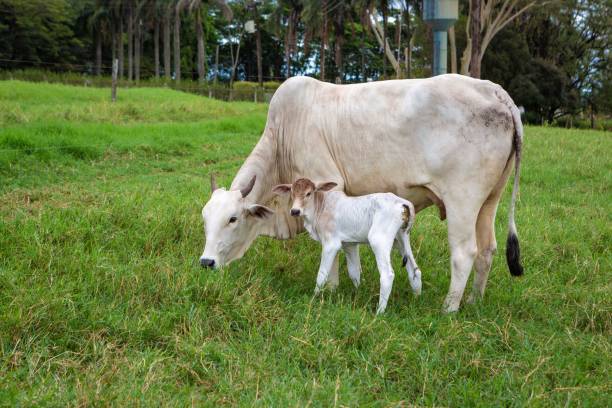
[315,182,337,192]
[272,184,292,195]
[246,204,274,219]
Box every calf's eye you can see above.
[306,192,311,197]
[228,216,237,224]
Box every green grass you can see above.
[1,80,610,406]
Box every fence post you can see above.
[111,59,118,102]
[254,89,257,103]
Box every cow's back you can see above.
[266,75,517,203]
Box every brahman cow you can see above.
[200,74,523,312]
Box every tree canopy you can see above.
[0,0,609,123]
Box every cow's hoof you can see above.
[466,292,482,304]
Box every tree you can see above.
[162,1,172,79]
[189,0,232,83]
[461,0,543,76]
[174,0,185,82]
[468,0,481,77]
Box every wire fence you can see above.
[0,59,285,103]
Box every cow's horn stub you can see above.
[240,175,256,198]
[210,173,218,192]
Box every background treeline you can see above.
[0,0,610,127]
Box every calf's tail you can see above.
[401,202,415,233]
[506,105,524,277]
[400,201,416,267]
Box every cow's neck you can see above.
[231,132,278,205]
[230,131,301,240]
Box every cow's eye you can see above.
[228,216,237,224]
[306,192,311,197]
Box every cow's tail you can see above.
[506,104,524,277]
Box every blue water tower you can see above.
[423,0,459,76]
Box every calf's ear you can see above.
[272,184,292,195]
[315,182,338,192]
[246,204,274,219]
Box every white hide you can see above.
[201,74,523,312]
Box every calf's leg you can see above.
[396,231,421,295]
[369,232,396,314]
[326,253,340,290]
[342,243,362,288]
[314,241,342,295]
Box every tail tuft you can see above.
[402,256,408,267]
[506,232,523,276]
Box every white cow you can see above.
[200,74,523,313]
[272,178,422,314]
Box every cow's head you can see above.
[272,178,337,217]
[200,174,274,269]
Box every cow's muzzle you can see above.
[290,208,301,217]
[200,258,216,268]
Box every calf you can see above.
[273,178,421,314]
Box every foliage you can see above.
[0,81,611,405]
[0,0,609,118]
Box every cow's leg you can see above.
[468,158,512,303]
[342,243,362,288]
[443,204,479,313]
[396,231,421,295]
[314,241,341,294]
[369,227,397,314]
[325,253,340,290]
[467,200,499,303]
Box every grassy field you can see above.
[1,80,610,406]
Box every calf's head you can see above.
[272,178,337,217]
[200,175,273,269]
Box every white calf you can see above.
[273,178,421,314]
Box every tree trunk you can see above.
[396,12,402,78]
[174,5,181,83]
[230,38,242,87]
[321,1,328,82]
[127,4,133,81]
[111,25,117,67]
[469,0,481,78]
[214,44,219,85]
[163,14,171,80]
[255,27,263,86]
[118,18,124,79]
[360,28,366,82]
[382,9,387,79]
[449,26,457,74]
[154,19,160,78]
[195,9,206,83]
[407,36,413,78]
[284,13,294,78]
[333,8,345,83]
[135,18,140,83]
[95,30,102,76]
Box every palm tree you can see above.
[188,0,232,83]
[379,0,388,78]
[173,0,188,82]
[302,0,330,81]
[162,0,173,80]
[329,0,351,83]
[88,0,112,76]
[246,0,263,86]
[272,0,302,79]
[126,0,134,80]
